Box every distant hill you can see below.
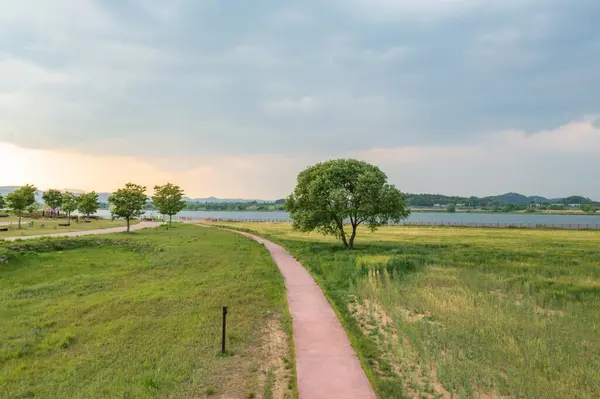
[0,186,596,207]
[96,193,111,204]
[0,186,44,203]
[482,192,548,205]
[405,192,598,207]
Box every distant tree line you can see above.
[180,194,598,213]
[184,199,285,212]
[405,193,598,208]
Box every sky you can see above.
[1,0,600,199]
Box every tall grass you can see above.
[221,223,600,398]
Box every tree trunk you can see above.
[349,224,358,249]
[337,219,349,248]
[340,232,349,248]
[18,216,21,229]
[126,217,130,232]
[169,214,172,227]
[67,213,71,225]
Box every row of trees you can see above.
[0,185,101,229]
[42,189,101,221]
[0,183,187,232]
[108,183,186,231]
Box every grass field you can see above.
[0,225,296,398]
[217,222,600,398]
[0,218,140,238]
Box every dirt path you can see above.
[227,229,377,399]
[3,222,160,241]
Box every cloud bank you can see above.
[1,0,599,197]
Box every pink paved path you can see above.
[234,230,377,399]
[3,222,160,241]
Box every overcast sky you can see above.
[1,0,600,199]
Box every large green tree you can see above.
[285,159,410,248]
[42,189,63,217]
[6,185,38,229]
[153,183,186,226]
[61,192,78,224]
[108,183,148,232]
[78,192,100,220]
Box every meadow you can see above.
[0,217,140,238]
[0,225,296,398]
[217,222,600,398]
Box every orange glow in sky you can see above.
[0,142,172,192]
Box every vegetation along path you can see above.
[3,221,160,241]
[218,226,377,399]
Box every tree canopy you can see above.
[61,192,78,223]
[0,193,5,210]
[42,189,63,215]
[108,183,148,232]
[153,183,186,226]
[285,159,409,248]
[78,192,100,219]
[6,184,38,228]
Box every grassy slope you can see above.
[0,218,140,238]
[218,222,600,398]
[0,225,296,398]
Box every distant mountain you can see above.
[0,186,43,203]
[483,192,542,205]
[0,186,596,207]
[527,195,553,203]
[96,193,111,204]
[60,188,87,194]
[406,192,598,207]
[483,193,594,205]
[0,186,22,196]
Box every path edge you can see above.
[196,223,301,398]
[196,223,378,398]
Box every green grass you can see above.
[218,222,600,398]
[0,217,140,238]
[0,225,296,398]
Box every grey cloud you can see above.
[1,0,599,157]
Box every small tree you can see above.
[581,204,596,213]
[62,192,78,224]
[153,183,186,226]
[0,193,5,210]
[446,203,456,213]
[42,189,63,217]
[108,183,148,232]
[285,159,410,249]
[78,192,100,220]
[6,185,37,229]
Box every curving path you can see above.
[3,222,160,241]
[228,229,377,399]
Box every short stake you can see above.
[222,306,228,354]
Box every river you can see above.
[90,210,600,226]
